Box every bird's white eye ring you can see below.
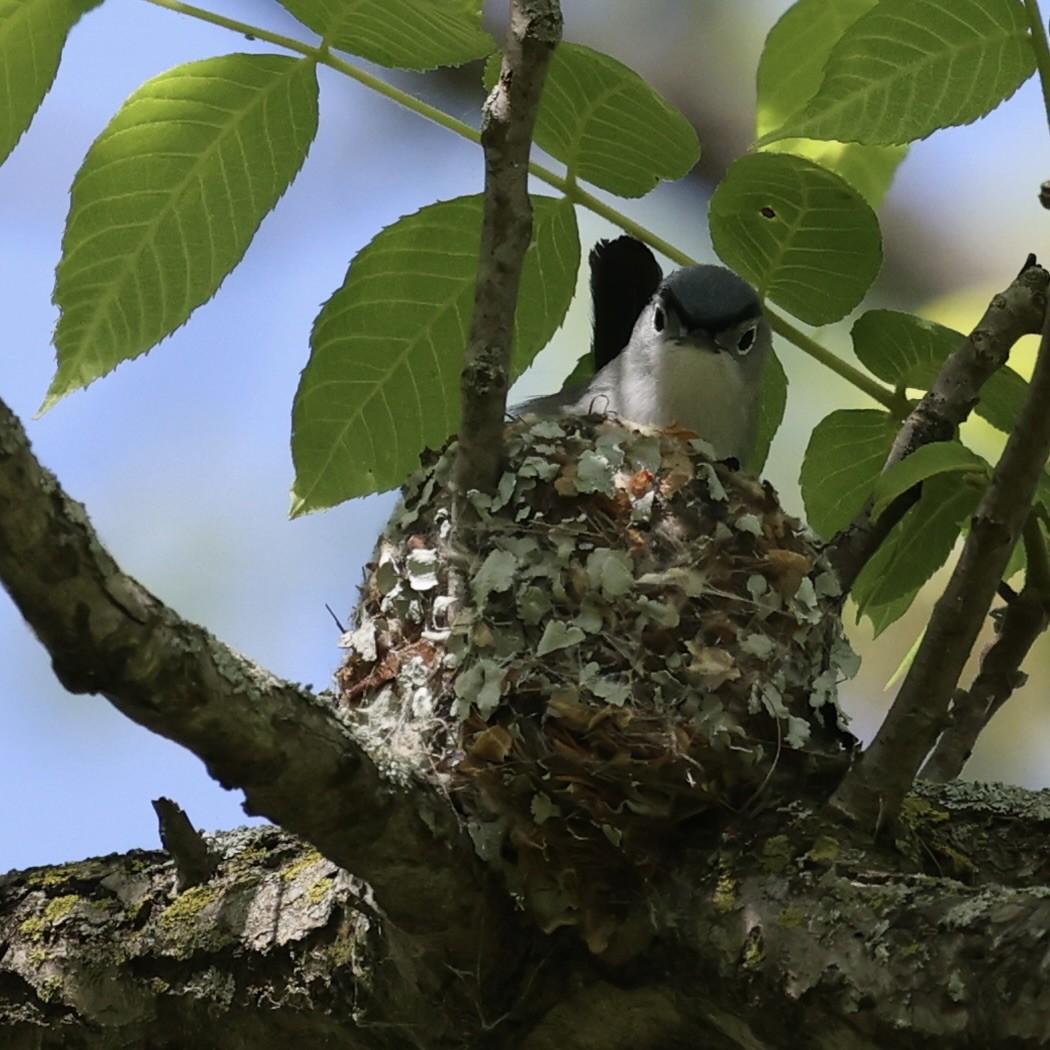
[737,325,756,354]
[653,305,666,333]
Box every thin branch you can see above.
[767,310,906,413]
[0,394,491,947]
[828,259,1049,593]
[921,515,1050,781]
[1024,0,1050,136]
[452,0,562,529]
[828,281,1050,830]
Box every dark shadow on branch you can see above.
[921,513,1050,781]
[829,268,1050,830]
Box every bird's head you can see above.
[635,264,771,378]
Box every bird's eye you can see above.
[653,306,665,333]
[737,326,756,354]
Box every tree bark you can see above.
[4,780,1050,1048]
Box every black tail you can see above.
[589,236,662,371]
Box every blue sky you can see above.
[2,0,1049,872]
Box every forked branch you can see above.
[829,281,1050,830]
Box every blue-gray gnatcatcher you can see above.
[519,238,772,465]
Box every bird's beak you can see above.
[682,330,721,355]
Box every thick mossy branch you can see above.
[665,789,1050,1049]
[0,395,489,950]
[5,784,1050,1049]
[0,827,402,1047]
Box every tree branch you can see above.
[452,0,562,528]
[829,283,1050,830]
[665,791,1050,1048]
[0,395,489,949]
[828,259,1049,592]
[6,782,1050,1048]
[920,513,1050,781]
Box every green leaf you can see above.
[291,194,579,512]
[1002,528,1027,582]
[977,366,1029,435]
[758,0,1035,147]
[852,308,1030,434]
[861,588,917,639]
[709,152,882,325]
[851,309,960,387]
[0,0,101,166]
[48,54,319,407]
[277,0,492,70]
[530,42,699,198]
[883,626,925,689]
[757,0,877,123]
[755,0,906,207]
[854,473,982,632]
[800,408,897,538]
[871,441,989,517]
[759,139,907,211]
[558,350,593,390]
[748,348,787,475]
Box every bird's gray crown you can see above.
[660,264,762,332]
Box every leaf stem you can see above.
[144,0,895,408]
[766,311,905,414]
[144,0,483,145]
[1024,0,1050,135]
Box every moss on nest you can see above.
[338,416,856,949]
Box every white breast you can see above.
[571,343,753,461]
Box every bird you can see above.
[519,237,772,465]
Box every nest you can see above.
[338,416,856,950]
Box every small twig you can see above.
[1023,0,1050,137]
[828,259,1049,592]
[451,0,562,547]
[153,797,220,891]
[828,277,1050,831]
[921,515,1050,781]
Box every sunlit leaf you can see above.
[529,42,699,198]
[277,0,492,70]
[710,152,882,325]
[0,0,101,165]
[755,0,905,206]
[757,0,876,122]
[758,140,907,211]
[758,0,1035,147]
[852,309,959,387]
[976,366,1029,435]
[49,54,319,407]
[291,195,579,512]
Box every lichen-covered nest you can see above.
[338,416,856,949]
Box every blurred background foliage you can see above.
[1,0,1047,871]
